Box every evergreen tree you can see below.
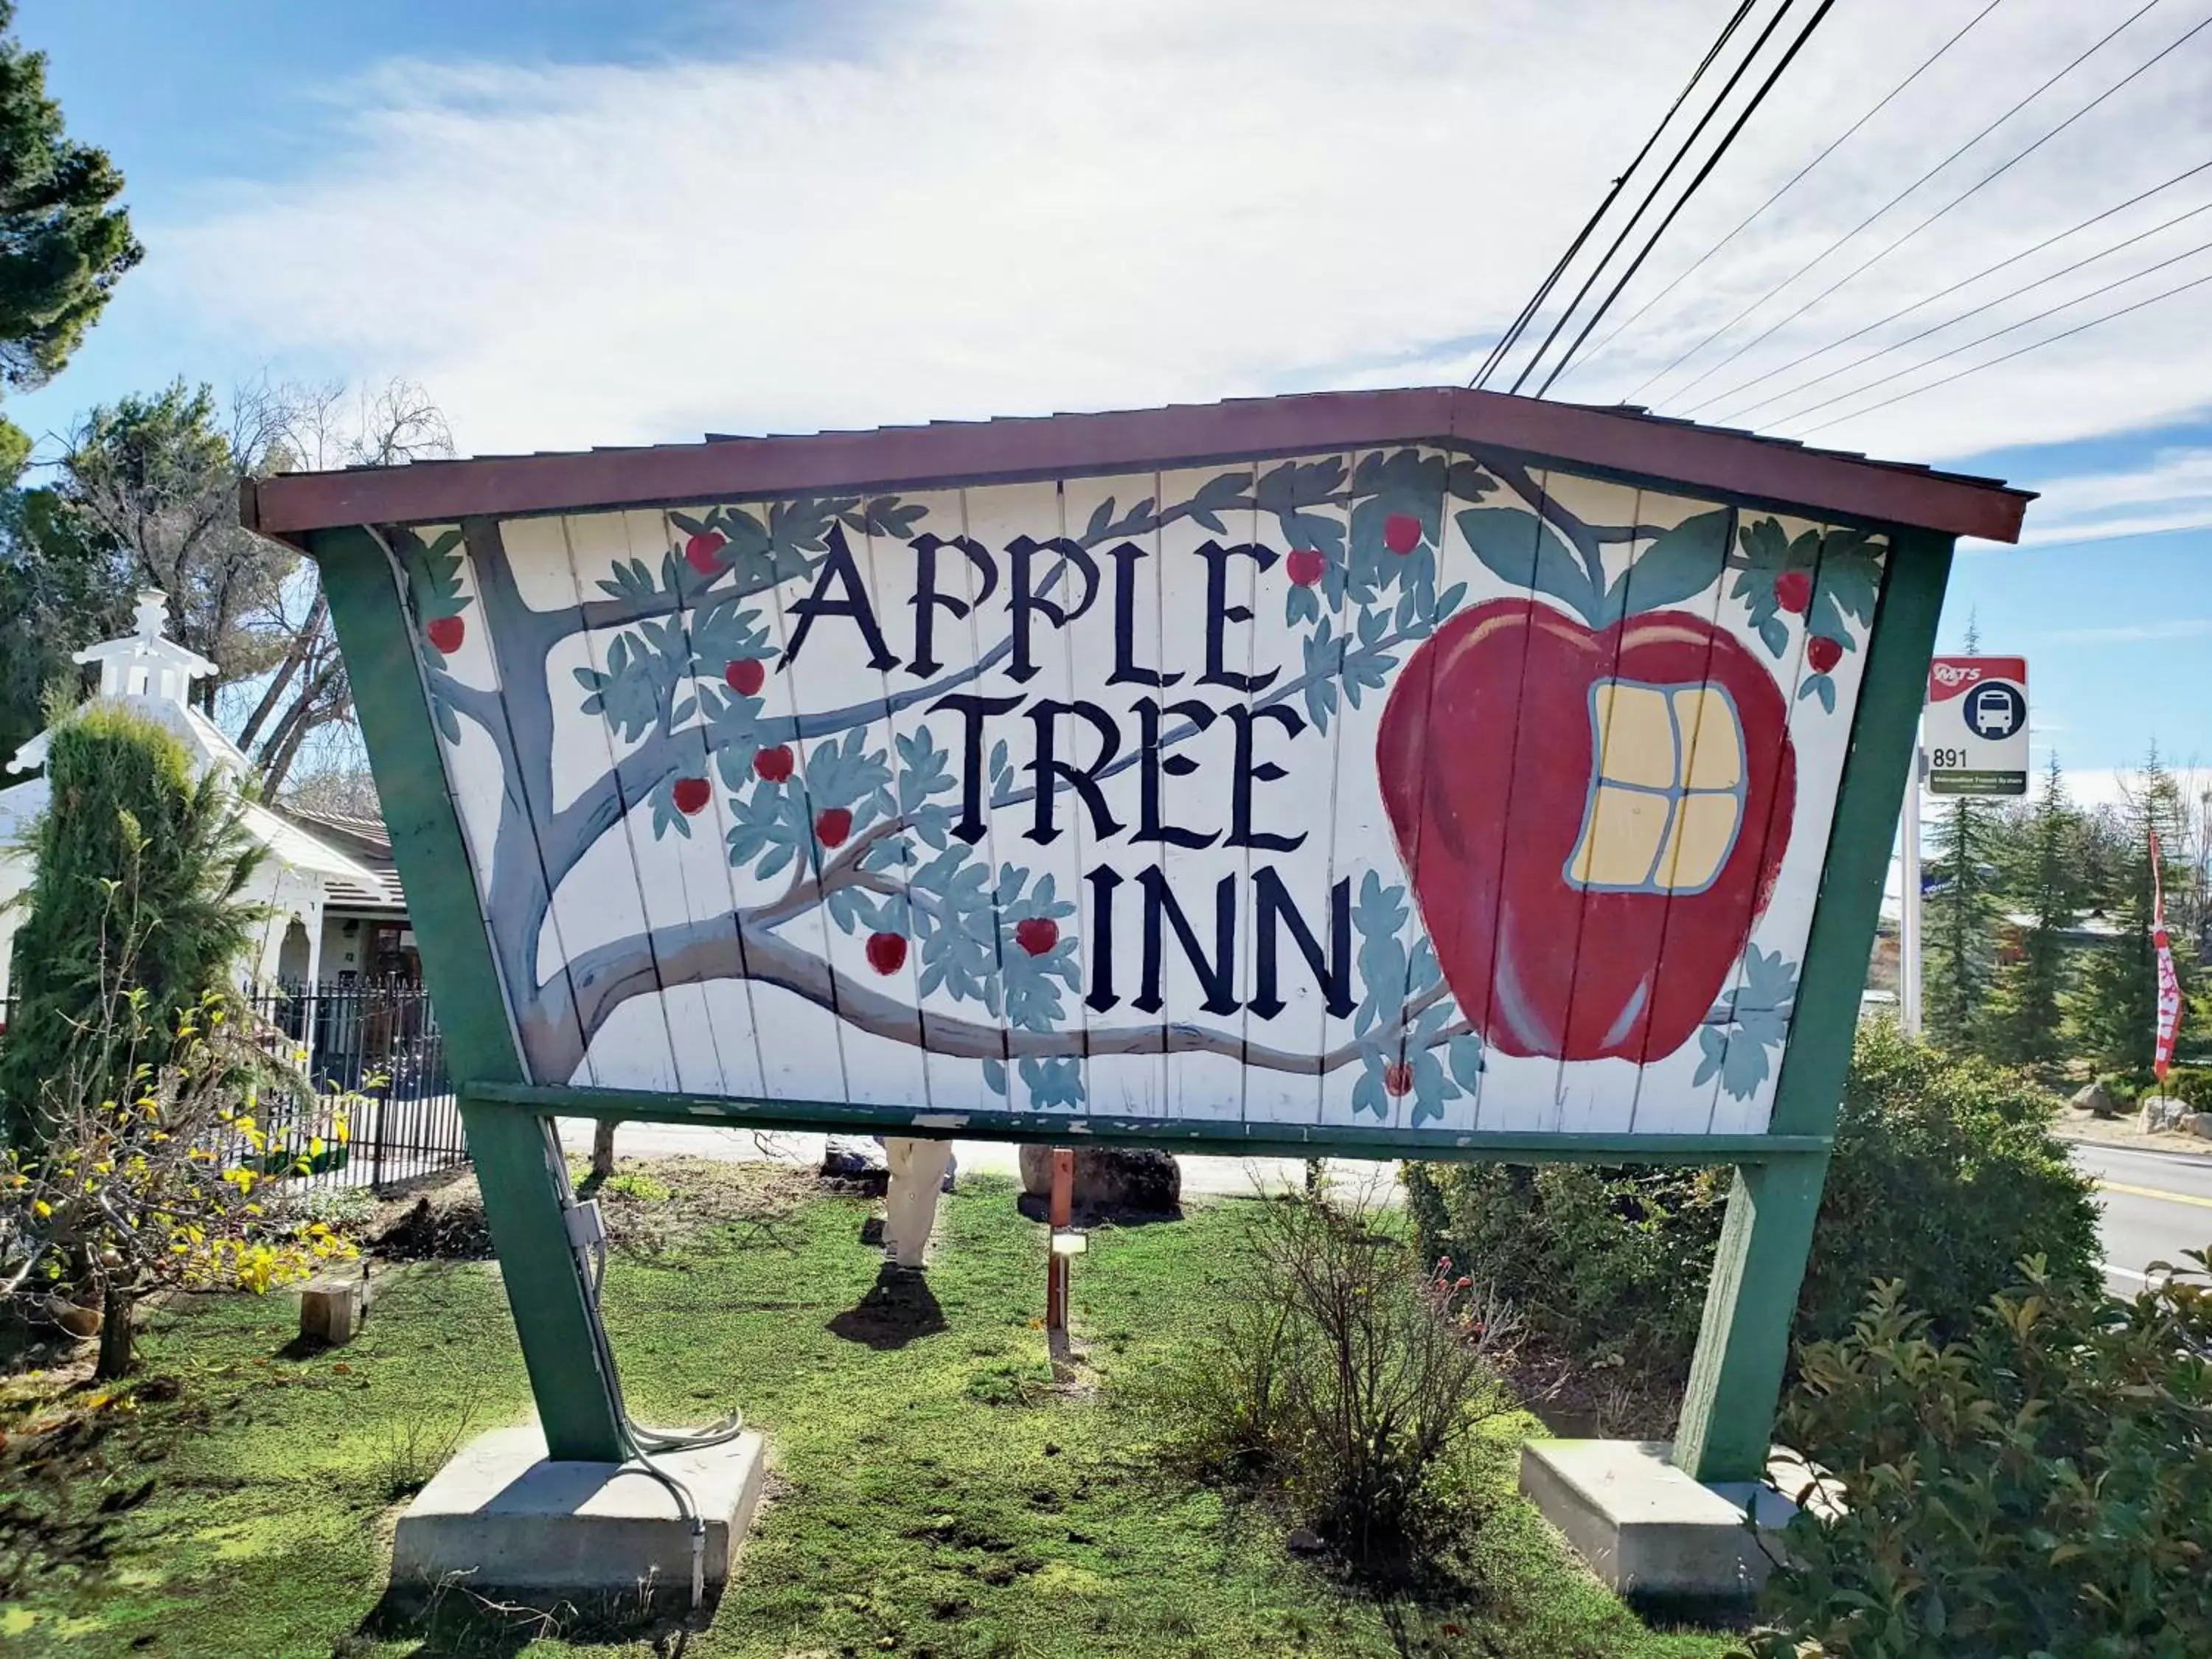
[0,705,261,1147]
[1987,755,2085,1068]
[1924,782,2006,1053]
[0,1,142,465]
[0,483,133,764]
[2067,751,2196,1078]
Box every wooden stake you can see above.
[1045,1148,1073,1333]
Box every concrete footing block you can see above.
[392,1423,766,1600]
[1520,1439,1794,1607]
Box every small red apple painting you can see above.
[424,615,465,654]
[1378,598,1794,1064]
[671,776,711,815]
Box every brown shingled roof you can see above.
[243,386,2033,546]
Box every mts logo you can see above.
[1931,662,1985,689]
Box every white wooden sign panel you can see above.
[384,445,1887,1141]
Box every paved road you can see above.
[2073,1140,2212,1292]
[552,1118,1399,1201]
[554,1120,2212,1293]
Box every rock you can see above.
[2138,1096,2191,1134]
[1017,1145,1181,1213]
[2069,1080,2121,1119]
[2191,1112,2212,1141]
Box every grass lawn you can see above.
[1,1166,1741,1658]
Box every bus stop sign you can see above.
[1925,655,2028,796]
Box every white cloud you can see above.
[127,0,2212,472]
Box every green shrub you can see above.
[1755,1253,2212,1658]
[1403,1020,2099,1382]
[0,704,261,1147]
[1154,1191,1517,1571]
[2157,1064,2212,1109]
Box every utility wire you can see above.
[1532,0,1841,396]
[1672,7,2212,409]
[1624,0,2168,405]
[1559,0,2012,389]
[1695,155,2212,418]
[1470,0,1759,389]
[1795,260,2212,435]
[1497,0,1804,394]
[1773,232,2212,428]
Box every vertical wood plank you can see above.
[1705,524,1887,1135]
[554,511,683,1093]
[1447,465,1555,1133]
[732,505,855,1108]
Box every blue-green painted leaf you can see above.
[1604,507,1730,622]
[1456,507,1600,625]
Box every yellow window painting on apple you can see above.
[1566,679,1747,896]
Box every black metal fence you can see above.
[1,978,470,1192]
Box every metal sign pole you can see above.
[1899,734,1924,1039]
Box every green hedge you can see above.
[1403,1021,2100,1380]
[1756,1257,2212,1657]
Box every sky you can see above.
[10,0,2212,799]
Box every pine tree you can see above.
[0,704,262,1147]
[2067,751,2196,1079]
[1987,755,2084,1068]
[1924,784,2006,1053]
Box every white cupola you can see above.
[7,590,248,779]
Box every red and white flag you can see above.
[2152,828,2183,1083]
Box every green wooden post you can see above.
[313,526,627,1463]
[1672,530,1954,1485]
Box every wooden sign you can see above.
[251,389,2028,1478]
[373,445,1896,1144]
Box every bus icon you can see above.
[1966,683,2024,740]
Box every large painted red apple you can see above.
[1377,599,1794,1062]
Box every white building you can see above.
[0,591,387,1004]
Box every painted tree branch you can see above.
[526,909,1469,1091]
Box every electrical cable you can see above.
[1694,155,2212,419]
[1766,224,2212,424]
[1669,7,2212,409]
[1493,0,1802,394]
[1531,0,1842,396]
[1559,0,2013,388]
[1624,0,2169,405]
[1786,248,2212,434]
[1711,184,2212,423]
[543,1120,747,1611]
[1470,0,1759,389]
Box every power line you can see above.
[1784,243,2212,433]
[1694,156,2212,419]
[1534,0,1842,396]
[1471,1,1760,389]
[1671,7,2212,408]
[1557,0,2013,390]
[1712,181,2212,423]
[1623,0,2168,405]
[1496,0,1809,394]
